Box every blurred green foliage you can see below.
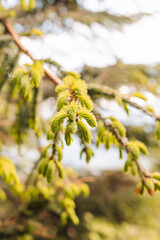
[0,171,158,240]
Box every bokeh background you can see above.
[1,0,160,239]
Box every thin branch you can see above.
[88,83,160,121]
[94,111,150,184]
[106,121,149,178]
[25,156,41,187]
[0,17,62,85]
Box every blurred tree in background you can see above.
[1,0,160,239]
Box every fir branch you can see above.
[94,111,150,185]
[1,16,156,126]
[88,83,160,121]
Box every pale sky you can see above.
[78,0,160,14]
[112,13,160,65]
[4,0,160,13]
[20,2,160,70]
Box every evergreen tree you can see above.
[0,1,160,239]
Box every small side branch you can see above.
[95,111,150,183]
[88,83,160,121]
[106,121,149,178]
